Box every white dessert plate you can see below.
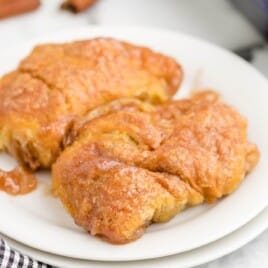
[2,207,268,268]
[0,26,268,261]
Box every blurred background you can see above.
[0,0,267,77]
[0,1,268,267]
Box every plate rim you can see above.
[2,207,268,268]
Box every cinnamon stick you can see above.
[61,0,97,13]
[0,0,40,19]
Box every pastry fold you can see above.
[52,92,259,243]
[0,38,182,169]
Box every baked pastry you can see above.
[52,91,259,244]
[0,38,182,169]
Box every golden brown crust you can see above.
[0,38,182,169]
[0,71,74,169]
[52,144,203,244]
[52,91,259,243]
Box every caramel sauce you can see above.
[0,166,37,195]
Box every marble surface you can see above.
[0,0,267,267]
[198,229,268,268]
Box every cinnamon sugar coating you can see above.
[0,38,182,169]
[52,91,259,243]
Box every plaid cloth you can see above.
[0,238,54,268]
